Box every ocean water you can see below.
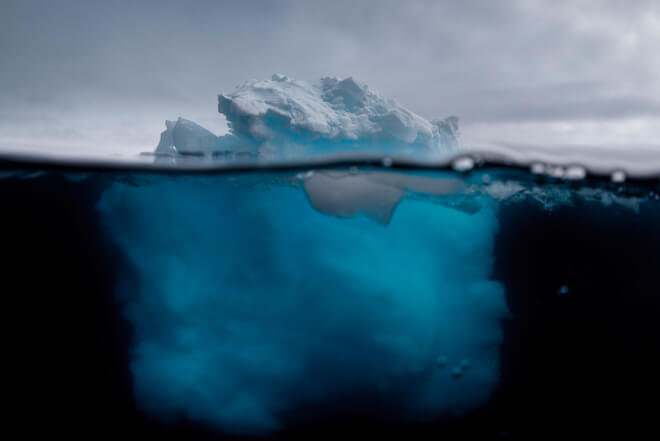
[1,155,659,439]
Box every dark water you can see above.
[1,161,659,439]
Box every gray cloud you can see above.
[1,0,659,154]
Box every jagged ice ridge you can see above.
[157,74,459,156]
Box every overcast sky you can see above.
[1,0,659,156]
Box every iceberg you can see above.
[156,75,459,157]
[100,75,508,436]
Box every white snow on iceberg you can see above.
[156,75,459,157]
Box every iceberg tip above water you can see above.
[156,75,460,157]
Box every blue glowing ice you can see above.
[98,171,507,434]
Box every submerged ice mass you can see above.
[156,75,459,156]
[98,171,507,434]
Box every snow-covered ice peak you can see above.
[217,74,458,149]
[157,75,459,156]
[156,118,218,155]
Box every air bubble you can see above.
[382,157,393,167]
[531,163,545,174]
[557,285,569,296]
[611,170,626,183]
[436,355,448,368]
[565,166,586,180]
[452,156,474,172]
[546,166,565,179]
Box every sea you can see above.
[1,151,659,439]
